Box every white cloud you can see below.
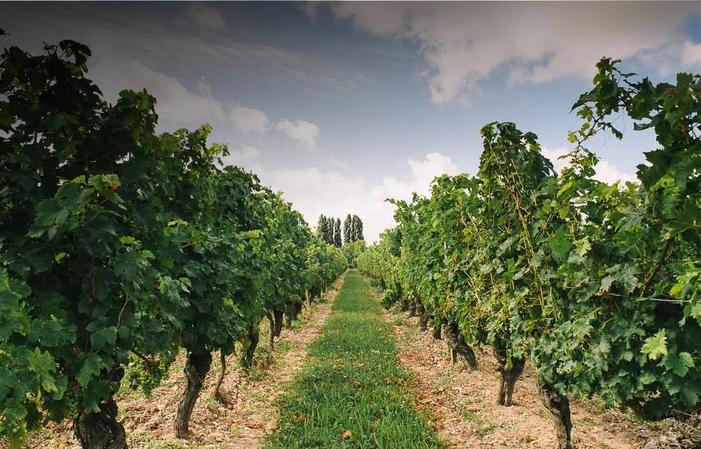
[87,33,275,134]
[682,40,701,67]
[301,2,321,22]
[230,106,270,135]
[330,157,350,170]
[372,152,461,201]
[331,2,700,105]
[232,152,461,244]
[276,119,321,151]
[1,4,309,77]
[187,4,226,30]
[221,145,261,169]
[541,147,637,185]
[91,49,277,135]
[592,160,639,185]
[90,56,227,125]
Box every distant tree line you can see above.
[316,214,363,247]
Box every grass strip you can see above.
[266,270,444,449]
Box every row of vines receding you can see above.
[358,58,701,449]
[0,31,348,449]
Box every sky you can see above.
[3,2,701,243]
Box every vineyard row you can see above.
[358,58,701,448]
[0,34,347,449]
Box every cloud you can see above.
[232,152,461,244]
[682,40,701,67]
[372,152,461,201]
[221,145,261,169]
[276,119,321,151]
[3,2,371,114]
[90,56,227,125]
[187,3,226,29]
[592,160,639,185]
[541,147,637,185]
[87,33,277,135]
[1,4,307,72]
[331,2,700,105]
[329,157,350,170]
[91,49,277,136]
[230,106,270,135]
[300,2,321,22]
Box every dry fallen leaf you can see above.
[341,430,353,440]
[520,434,534,443]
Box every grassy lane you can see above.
[266,270,444,449]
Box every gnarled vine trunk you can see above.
[418,303,430,331]
[175,351,212,439]
[242,324,259,367]
[493,347,525,406]
[445,320,477,370]
[74,397,127,449]
[273,310,284,337]
[74,366,126,449]
[407,297,417,317]
[214,349,228,404]
[308,286,320,305]
[285,301,302,329]
[268,312,277,352]
[432,321,442,339]
[538,377,573,449]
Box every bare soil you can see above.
[27,273,346,449]
[385,307,652,449]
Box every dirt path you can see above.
[30,273,347,449]
[382,304,651,449]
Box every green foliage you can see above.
[342,240,366,268]
[318,214,363,248]
[343,214,352,245]
[0,35,344,446]
[368,58,701,422]
[304,238,347,296]
[357,229,401,308]
[316,215,330,245]
[350,214,364,243]
[333,218,342,248]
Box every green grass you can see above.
[266,270,445,449]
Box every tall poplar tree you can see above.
[326,217,336,246]
[350,215,364,242]
[317,214,329,243]
[343,214,352,245]
[355,215,364,241]
[334,218,342,247]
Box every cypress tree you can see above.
[317,214,328,243]
[334,218,342,247]
[350,215,364,242]
[343,214,352,245]
[326,216,334,244]
[350,215,357,243]
[355,215,364,241]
